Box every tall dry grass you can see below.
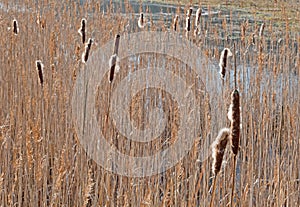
[0,0,299,206]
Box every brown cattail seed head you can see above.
[13,19,19,35]
[259,23,265,38]
[219,48,232,79]
[35,60,44,86]
[173,15,179,31]
[109,34,121,82]
[212,128,230,175]
[185,16,191,32]
[187,7,193,17]
[82,38,93,63]
[78,18,86,44]
[195,8,201,27]
[138,13,144,28]
[230,90,240,156]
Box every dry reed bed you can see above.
[0,0,299,206]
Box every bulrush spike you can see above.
[13,19,19,35]
[187,7,193,17]
[35,60,44,86]
[185,16,191,38]
[82,38,93,63]
[259,23,265,38]
[230,90,240,156]
[210,127,230,207]
[173,15,179,31]
[195,8,201,27]
[229,89,240,207]
[138,12,145,28]
[78,18,86,44]
[219,48,233,79]
[212,128,230,175]
[109,34,120,82]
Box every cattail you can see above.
[210,127,230,207]
[78,18,86,44]
[138,13,144,28]
[109,34,120,82]
[12,19,19,35]
[187,7,193,17]
[35,60,44,86]
[82,38,93,63]
[212,128,230,175]
[230,90,240,156]
[173,15,179,31]
[259,23,265,38]
[195,8,201,27]
[252,33,256,45]
[229,89,240,207]
[219,48,233,79]
[185,16,190,32]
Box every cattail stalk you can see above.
[13,19,19,35]
[78,18,86,44]
[35,60,44,86]
[82,38,93,63]
[109,34,120,82]
[173,15,179,31]
[219,48,232,79]
[138,13,144,28]
[210,128,230,207]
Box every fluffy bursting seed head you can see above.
[138,12,144,28]
[13,19,19,35]
[219,48,233,79]
[173,15,179,31]
[230,90,240,156]
[212,128,230,175]
[78,18,86,44]
[35,60,44,86]
[82,38,93,63]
